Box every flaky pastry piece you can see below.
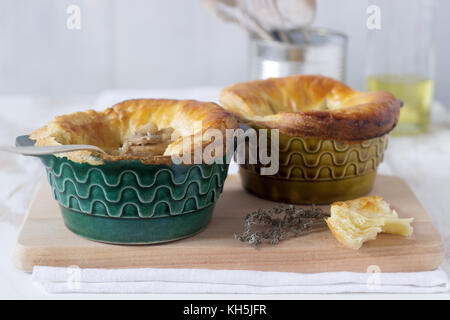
[220,75,401,142]
[30,99,238,165]
[326,196,413,250]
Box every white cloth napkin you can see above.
[32,266,449,294]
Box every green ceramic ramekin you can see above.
[239,126,388,205]
[17,135,230,245]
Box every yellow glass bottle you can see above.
[365,0,437,135]
[367,74,434,135]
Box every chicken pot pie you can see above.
[31,99,238,165]
[220,75,401,142]
[25,99,238,244]
[220,75,401,204]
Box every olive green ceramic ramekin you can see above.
[17,135,230,245]
[239,126,388,205]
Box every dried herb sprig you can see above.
[235,204,329,248]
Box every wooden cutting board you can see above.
[13,175,444,273]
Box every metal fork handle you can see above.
[0,145,106,156]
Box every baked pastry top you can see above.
[30,99,238,165]
[220,75,401,142]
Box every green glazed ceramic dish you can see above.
[239,127,388,205]
[17,135,230,244]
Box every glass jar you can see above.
[365,0,437,135]
[249,28,347,82]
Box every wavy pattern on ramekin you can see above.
[42,156,229,218]
[241,136,387,181]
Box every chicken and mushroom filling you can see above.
[120,122,175,157]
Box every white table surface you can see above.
[1,91,449,299]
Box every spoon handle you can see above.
[0,145,105,156]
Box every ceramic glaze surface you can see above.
[240,129,388,204]
[16,135,230,244]
[43,156,228,218]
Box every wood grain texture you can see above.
[13,175,444,273]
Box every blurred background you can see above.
[0,0,449,106]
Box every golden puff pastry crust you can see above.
[220,75,401,142]
[30,99,238,165]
